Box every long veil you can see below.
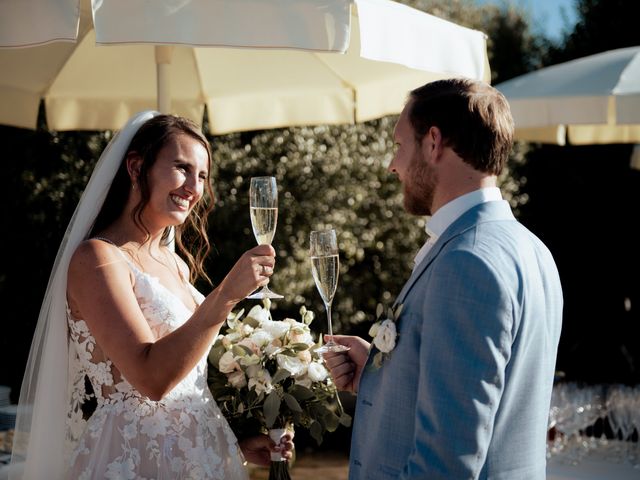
[9,111,159,479]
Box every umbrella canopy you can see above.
[495,46,640,146]
[0,0,489,134]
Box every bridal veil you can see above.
[9,111,159,479]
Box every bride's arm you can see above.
[67,239,275,400]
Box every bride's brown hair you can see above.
[91,114,215,285]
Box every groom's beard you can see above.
[403,150,437,216]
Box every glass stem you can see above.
[325,302,334,338]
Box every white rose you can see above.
[228,370,247,389]
[247,366,273,395]
[276,354,307,376]
[247,305,271,324]
[262,319,291,339]
[250,329,274,347]
[307,362,328,382]
[241,324,255,336]
[373,319,397,353]
[219,350,239,374]
[289,328,314,345]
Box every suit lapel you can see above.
[395,200,515,306]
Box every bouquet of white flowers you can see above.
[208,300,351,479]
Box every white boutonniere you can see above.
[368,303,403,369]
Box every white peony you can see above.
[307,362,328,382]
[276,354,307,376]
[250,329,274,347]
[247,305,271,324]
[372,319,397,353]
[218,350,239,374]
[261,319,291,339]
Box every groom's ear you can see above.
[421,126,444,163]
[126,152,143,183]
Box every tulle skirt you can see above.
[67,399,248,480]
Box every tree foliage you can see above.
[545,0,640,65]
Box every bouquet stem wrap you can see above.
[268,428,287,462]
[268,428,291,479]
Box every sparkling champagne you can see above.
[250,207,278,245]
[311,254,339,304]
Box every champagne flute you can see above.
[310,229,349,353]
[247,176,284,300]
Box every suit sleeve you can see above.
[400,249,515,479]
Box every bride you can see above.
[10,111,292,479]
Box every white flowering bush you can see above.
[208,300,351,446]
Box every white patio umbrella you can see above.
[0,0,489,134]
[495,46,640,146]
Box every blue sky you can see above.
[476,0,578,41]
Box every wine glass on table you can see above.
[247,176,284,300]
[310,229,349,354]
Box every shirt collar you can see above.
[425,187,502,240]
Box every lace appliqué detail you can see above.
[66,266,247,479]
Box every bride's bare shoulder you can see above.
[68,238,129,280]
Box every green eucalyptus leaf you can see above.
[232,345,254,357]
[373,352,384,369]
[283,393,303,412]
[310,420,323,445]
[290,342,310,352]
[244,316,260,329]
[207,345,226,367]
[264,391,281,428]
[339,413,352,427]
[272,368,292,384]
[394,303,404,321]
[376,303,384,319]
[289,384,315,401]
[323,410,340,432]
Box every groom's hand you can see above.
[322,335,370,393]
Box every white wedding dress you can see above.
[65,252,248,480]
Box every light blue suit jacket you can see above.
[349,200,563,479]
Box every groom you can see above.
[324,78,563,479]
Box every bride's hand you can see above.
[217,244,276,304]
[239,432,294,466]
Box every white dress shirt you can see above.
[413,187,503,270]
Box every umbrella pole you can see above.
[155,46,174,113]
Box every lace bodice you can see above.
[66,258,248,479]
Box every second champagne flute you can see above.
[310,229,349,354]
[247,176,284,300]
